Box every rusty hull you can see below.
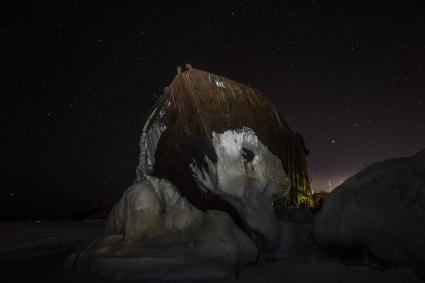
[139,68,310,219]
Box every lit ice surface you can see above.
[106,176,205,239]
[136,107,167,182]
[71,176,258,280]
[191,127,289,198]
[70,128,309,280]
[191,127,295,252]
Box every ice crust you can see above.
[106,176,205,239]
[136,107,167,182]
[72,128,309,280]
[191,127,289,198]
[191,127,293,252]
[313,150,425,278]
[74,176,259,279]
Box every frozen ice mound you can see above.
[313,149,425,278]
[70,176,259,280]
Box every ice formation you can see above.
[70,67,313,280]
[313,149,425,278]
[191,127,289,199]
[190,127,297,253]
[136,106,168,183]
[72,176,258,280]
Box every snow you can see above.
[106,177,205,238]
[191,127,294,254]
[0,221,104,263]
[74,176,259,279]
[1,224,422,283]
[191,127,289,199]
[313,150,425,279]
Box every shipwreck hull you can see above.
[136,68,311,217]
[68,68,315,280]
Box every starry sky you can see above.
[1,1,424,220]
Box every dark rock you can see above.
[313,149,425,278]
[276,206,314,224]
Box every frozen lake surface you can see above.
[0,221,422,283]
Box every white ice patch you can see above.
[107,176,205,238]
[136,107,167,182]
[215,80,226,88]
[190,127,293,252]
[190,127,289,199]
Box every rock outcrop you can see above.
[313,150,425,278]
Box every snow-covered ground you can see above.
[0,221,422,283]
[0,221,104,262]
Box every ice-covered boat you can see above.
[136,65,313,216]
[69,66,315,280]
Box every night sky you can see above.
[2,1,424,220]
